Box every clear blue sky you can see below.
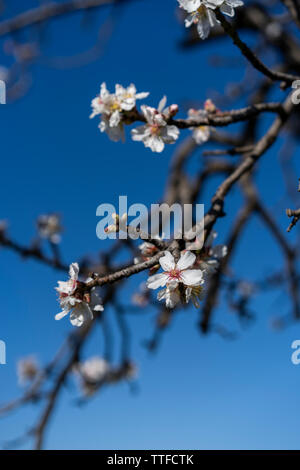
[0,0,300,450]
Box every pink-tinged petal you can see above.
[176,251,196,271]
[159,251,175,272]
[147,273,168,290]
[180,269,204,286]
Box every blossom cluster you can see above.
[55,263,104,327]
[90,83,180,153]
[177,0,243,40]
[90,83,222,153]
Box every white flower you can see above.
[55,263,104,327]
[105,213,128,234]
[115,83,149,111]
[90,82,148,142]
[17,356,39,386]
[99,115,125,142]
[179,0,243,40]
[147,251,204,308]
[178,0,202,13]
[80,356,109,382]
[188,108,210,144]
[131,97,179,153]
[37,214,62,244]
[77,356,110,396]
[184,5,218,40]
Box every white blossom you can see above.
[188,108,210,144]
[184,5,218,40]
[55,263,104,327]
[105,213,128,234]
[90,82,149,142]
[178,0,243,40]
[131,97,179,153]
[80,356,109,382]
[76,356,110,396]
[17,356,39,386]
[178,0,202,13]
[147,251,204,308]
[115,83,149,111]
[37,214,62,244]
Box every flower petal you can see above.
[55,310,69,321]
[159,251,175,271]
[69,263,79,280]
[147,273,168,290]
[180,269,204,286]
[176,251,196,271]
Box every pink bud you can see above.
[204,99,217,113]
[169,104,179,116]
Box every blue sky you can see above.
[0,0,300,450]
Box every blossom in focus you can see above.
[90,82,149,142]
[37,213,62,244]
[17,356,39,386]
[147,251,204,308]
[131,96,180,153]
[55,263,104,327]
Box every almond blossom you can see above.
[76,356,110,396]
[178,0,243,40]
[90,82,149,142]
[131,97,180,153]
[104,212,128,234]
[55,263,104,327]
[37,213,62,244]
[188,108,210,144]
[147,251,204,308]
